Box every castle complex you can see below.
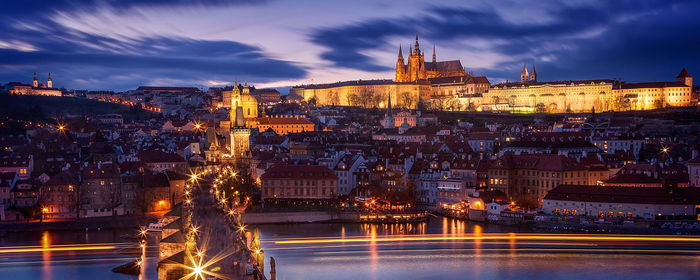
[291,36,695,113]
[5,73,61,96]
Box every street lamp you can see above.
[41,207,48,222]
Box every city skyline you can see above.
[1,0,699,91]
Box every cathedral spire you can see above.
[414,33,420,55]
[387,91,392,116]
[398,45,403,60]
[520,64,529,83]
[33,72,38,87]
[530,64,537,82]
[432,44,436,63]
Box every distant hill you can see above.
[0,94,157,122]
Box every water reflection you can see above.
[258,217,700,280]
[41,231,51,280]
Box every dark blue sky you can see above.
[0,0,697,91]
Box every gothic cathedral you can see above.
[395,35,467,83]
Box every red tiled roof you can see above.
[82,162,120,179]
[261,164,337,180]
[254,117,313,125]
[544,185,700,204]
[44,172,78,186]
[677,68,691,78]
[138,150,186,163]
[490,153,586,171]
[620,82,689,89]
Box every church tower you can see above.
[676,68,692,87]
[47,73,53,88]
[407,34,424,82]
[529,65,537,82]
[229,105,250,161]
[383,92,395,129]
[33,72,38,87]
[520,64,529,83]
[432,44,436,64]
[396,46,406,82]
[242,80,250,95]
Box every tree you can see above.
[535,103,546,113]
[613,95,631,111]
[308,96,318,107]
[358,88,375,108]
[347,93,359,106]
[328,90,339,106]
[448,99,460,111]
[466,102,476,111]
[398,92,414,108]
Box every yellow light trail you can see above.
[0,245,116,253]
[274,234,700,244]
[266,241,598,251]
[0,242,130,249]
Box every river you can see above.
[1,217,699,279]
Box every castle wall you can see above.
[293,83,424,109]
[483,81,614,113]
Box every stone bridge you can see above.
[157,187,275,280]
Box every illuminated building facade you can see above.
[395,35,466,83]
[260,164,338,200]
[485,79,615,113]
[247,117,314,135]
[7,73,61,96]
[229,106,251,161]
[542,185,700,219]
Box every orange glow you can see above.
[0,245,116,253]
[274,234,700,245]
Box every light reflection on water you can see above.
[0,218,699,280]
[0,228,153,280]
[258,218,700,280]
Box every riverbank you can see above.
[243,210,427,224]
[0,215,159,233]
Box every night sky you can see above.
[0,0,698,91]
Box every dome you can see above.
[232,92,258,118]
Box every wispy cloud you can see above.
[0,0,698,90]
